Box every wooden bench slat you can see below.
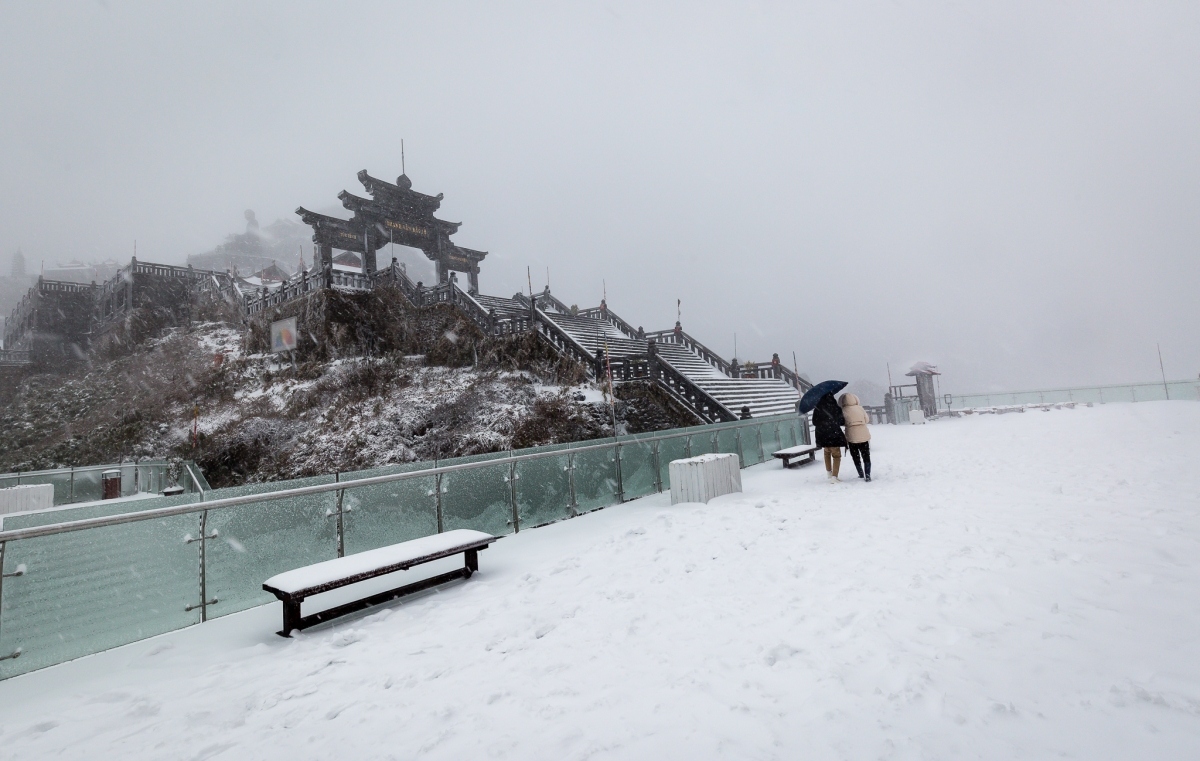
[263,528,495,597]
[261,528,497,637]
[773,445,818,456]
[771,444,819,469]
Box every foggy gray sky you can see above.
[2,1,1197,393]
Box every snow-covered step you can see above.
[473,294,528,320]
[654,342,800,419]
[472,289,801,421]
[544,314,647,359]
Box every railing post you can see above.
[435,473,445,533]
[652,440,662,493]
[614,443,625,502]
[0,540,10,663]
[198,510,209,622]
[735,426,744,468]
[334,472,345,558]
[567,451,578,515]
[184,506,218,622]
[508,459,520,532]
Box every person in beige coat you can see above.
[839,393,872,481]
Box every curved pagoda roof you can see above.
[357,170,444,213]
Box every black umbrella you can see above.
[797,380,849,414]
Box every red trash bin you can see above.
[102,469,122,500]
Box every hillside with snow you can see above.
[1,401,1198,759]
[0,315,694,485]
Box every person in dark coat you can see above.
[812,392,847,482]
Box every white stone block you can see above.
[0,484,55,515]
[669,453,742,505]
[909,409,926,424]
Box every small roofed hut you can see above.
[906,362,941,418]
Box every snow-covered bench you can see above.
[772,444,819,468]
[262,529,497,637]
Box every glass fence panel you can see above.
[716,427,741,464]
[205,477,338,618]
[121,463,140,497]
[782,420,798,448]
[945,381,1200,410]
[689,432,716,456]
[1103,386,1137,403]
[441,461,515,535]
[618,441,657,500]
[136,465,162,495]
[760,424,781,458]
[70,468,105,503]
[0,493,201,530]
[14,471,74,506]
[1132,384,1168,402]
[515,454,572,528]
[186,463,213,491]
[656,435,690,490]
[572,447,619,513]
[342,467,439,555]
[0,514,200,680]
[0,476,18,491]
[1168,381,1200,400]
[739,426,763,466]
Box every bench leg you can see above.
[280,597,303,638]
[465,548,478,576]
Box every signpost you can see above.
[271,317,297,353]
[271,316,299,372]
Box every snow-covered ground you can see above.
[2,402,1199,759]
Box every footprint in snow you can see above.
[764,644,802,666]
[330,630,365,648]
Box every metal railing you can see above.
[0,461,207,507]
[0,413,808,679]
[940,380,1200,410]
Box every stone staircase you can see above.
[529,297,805,421]
[472,293,529,321]
[240,261,807,424]
[653,342,802,419]
[542,313,647,361]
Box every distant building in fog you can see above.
[187,211,310,277]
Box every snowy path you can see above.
[2,403,1199,759]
